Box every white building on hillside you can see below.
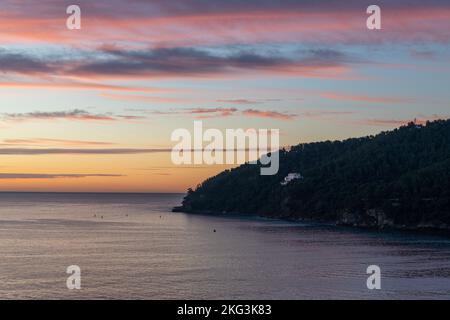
[281,173,303,186]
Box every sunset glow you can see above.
[1,0,449,192]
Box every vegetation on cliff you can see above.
[176,119,450,230]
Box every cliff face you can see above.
[175,119,450,232]
[338,209,394,229]
[335,209,450,231]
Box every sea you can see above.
[0,192,449,299]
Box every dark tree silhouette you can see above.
[175,119,450,231]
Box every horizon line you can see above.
[0,191,186,194]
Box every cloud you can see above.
[2,138,116,147]
[148,107,238,118]
[0,147,257,155]
[0,80,165,92]
[147,107,297,120]
[0,173,124,179]
[0,148,171,155]
[300,110,355,118]
[320,92,412,104]
[216,99,262,105]
[410,50,437,60]
[1,0,449,48]
[0,47,354,81]
[216,98,283,105]
[2,109,114,122]
[1,109,145,122]
[67,47,353,79]
[0,50,54,74]
[242,109,297,120]
[115,115,147,120]
[188,108,238,118]
[100,92,184,103]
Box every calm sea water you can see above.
[0,192,450,300]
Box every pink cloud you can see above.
[187,108,238,118]
[100,92,185,104]
[2,138,116,147]
[1,5,450,46]
[320,92,412,104]
[242,109,297,120]
[0,81,164,92]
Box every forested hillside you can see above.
[175,119,450,231]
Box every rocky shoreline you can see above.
[173,206,450,235]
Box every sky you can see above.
[0,0,449,192]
